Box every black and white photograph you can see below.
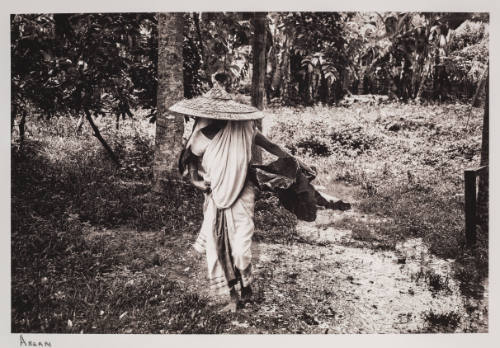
[6,1,496,342]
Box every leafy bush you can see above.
[443,20,489,100]
[271,108,379,157]
[448,20,488,52]
[422,311,461,333]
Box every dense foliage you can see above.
[11,12,488,129]
[11,13,158,123]
[272,12,348,105]
[341,12,489,101]
[10,11,488,334]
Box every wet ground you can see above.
[84,185,488,333]
[119,211,488,333]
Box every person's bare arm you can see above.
[188,160,210,192]
[254,130,290,159]
[254,130,316,174]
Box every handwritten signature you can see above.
[19,335,52,347]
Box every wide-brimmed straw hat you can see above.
[168,83,265,120]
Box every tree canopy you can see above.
[11,11,488,125]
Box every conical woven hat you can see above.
[168,83,265,120]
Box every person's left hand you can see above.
[293,157,316,178]
[192,179,211,193]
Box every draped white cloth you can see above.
[188,118,212,157]
[191,119,256,295]
[202,120,254,209]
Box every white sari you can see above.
[191,119,256,295]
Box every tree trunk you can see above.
[415,60,430,101]
[358,68,366,95]
[477,72,488,237]
[415,33,436,101]
[278,37,291,101]
[267,33,277,99]
[266,44,275,103]
[252,12,267,110]
[193,12,209,81]
[251,12,267,163]
[84,108,120,166]
[271,36,286,94]
[152,13,185,192]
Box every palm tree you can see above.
[153,13,185,191]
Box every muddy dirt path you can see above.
[86,188,488,333]
[154,205,488,333]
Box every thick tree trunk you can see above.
[84,108,120,166]
[252,12,267,110]
[152,13,185,191]
[410,54,421,98]
[415,43,436,101]
[251,12,267,163]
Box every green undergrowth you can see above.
[11,101,488,332]
[12,138,229,333]
[254,191,298,244]
[267,101,488,298]
[421,311,462,333]
[11,115,296,333]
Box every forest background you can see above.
[9,9,492,335]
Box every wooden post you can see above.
[477,72,489,237]
[464,169,477,247]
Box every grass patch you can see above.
[11,115,298,333]
[11,102,487,333]
[12,135,229,332]
[412,269,452,296]
[422,311,461,333]
[254,191,298,244]
[267,102,487,297]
